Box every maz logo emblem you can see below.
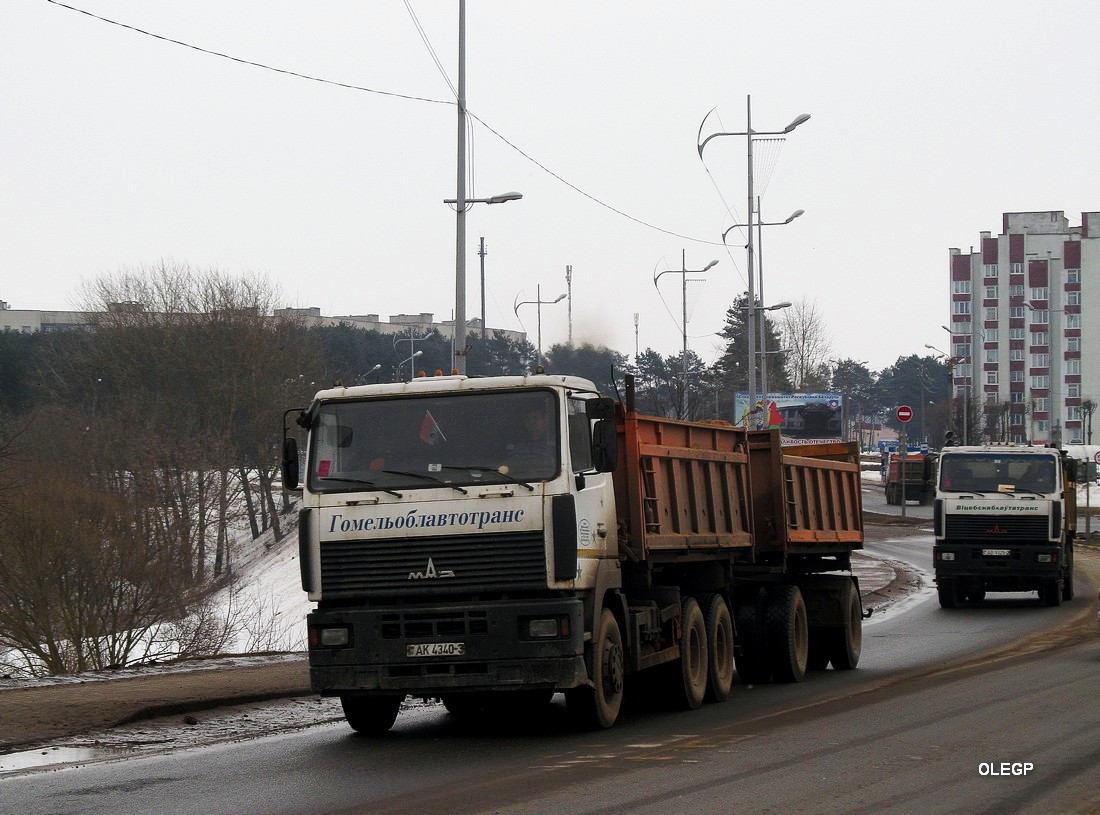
[408,557,456,579]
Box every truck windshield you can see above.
[307,389,559,494]
[939,453,1057,494]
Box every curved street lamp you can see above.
[355,363,382,385]
[699,97,810,409]
[397,350,423,381]
[445,190,523,375]
[655,252,719,418]
[514,285,566,370]
[723,207,804,402]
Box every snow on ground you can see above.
[217,507,312,654]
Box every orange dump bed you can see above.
[613,410,863,566]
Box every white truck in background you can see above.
[933,444,1077,608]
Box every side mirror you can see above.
[1064,458,1079,483]
[282,438,300,490]
[586,396,616,420]
[591,418,618,473]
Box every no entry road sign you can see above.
[896,405,913,423]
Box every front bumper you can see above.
[933,543,1062,581]
[308,597,587,696]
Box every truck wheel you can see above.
[675,597,708,709]
[734,589,771,684]
[766,584,809,683]
[700,593,734,703]
[1040,579,1063,607]
[827,580,862,670]
[567,608,623,729]
[885,486,895,505]
[937,579,960,609]
[341,695,402,735]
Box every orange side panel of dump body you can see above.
[613,407,863,566]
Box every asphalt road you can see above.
[3,532,1096,815]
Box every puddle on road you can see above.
[0,745,125,775]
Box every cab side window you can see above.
[568,398,593,473]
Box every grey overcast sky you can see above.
[3,0,1098,372]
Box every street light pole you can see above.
[654,252,719,419]
[398,350,423,381]
[514,285,566,370]
[396,331,432,381]
[722,206,804,402]
[445,189,522,371]
[699,97,810,410]
[448,0,522,374]
[454,0,467,374]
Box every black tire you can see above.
[566,608,624,729]
[827,580,862,671]
[341,695,402,735]
[766,584,809,683]
[700,593,734,703]
[675,597,708,710]
[734,588,771,684]
[937,578,959,609]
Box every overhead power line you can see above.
[44,0,725,248]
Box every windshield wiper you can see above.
[382,469,468,495]
[437,464,535,491]
[316,476,403,497]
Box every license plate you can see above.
[406,642,465,658]
[982,548,1010,557]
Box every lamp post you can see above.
[395,331,432,380]
[925,344,957,444]
[699,96,810,409]
[445,190,523,373]
[398,350,423,381]
[513,285,566,370]
[355,363,382,385]
[654,251,719,419]
[446,0,523,376]
[753,301,792,399]
[723,206,803,401]
[941,323,982,444]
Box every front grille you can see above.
[380,609,489,639]
[320,531,547,599]
[944,515,1049,542]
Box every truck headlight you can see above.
[310,626,350,647]
[940,552,955,561]
[1036,554,1053,563]
[526,617,570,639]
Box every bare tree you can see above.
[780,298,833,390]
[0,411,221,675]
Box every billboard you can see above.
[734,392,844,443]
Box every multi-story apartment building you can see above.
[948,211,1100,446]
